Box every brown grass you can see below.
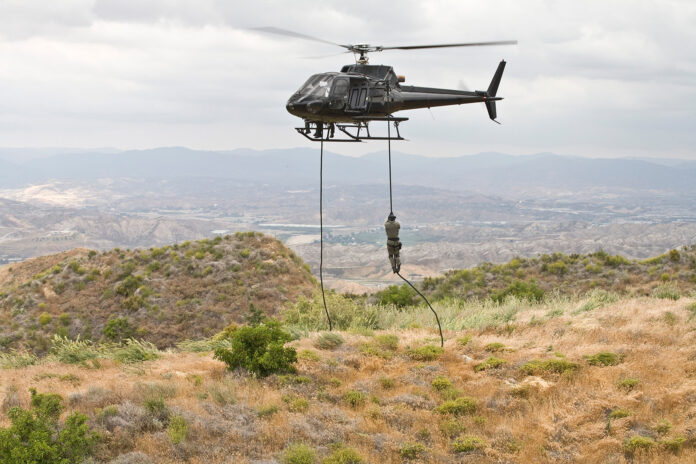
[2,296,695,463]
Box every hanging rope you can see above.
[386,119,443,347]
[319,133,333,331]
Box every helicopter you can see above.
[253,27,517,142]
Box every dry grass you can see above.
[2,296,695,463]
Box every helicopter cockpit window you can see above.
[296,74,334,98]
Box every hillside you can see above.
[0,233,315,352]
[418,246,696,303]
[1,295,695,463]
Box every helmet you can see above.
[388,212,396,221]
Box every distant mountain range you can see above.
[1,147,695,198]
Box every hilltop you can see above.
[416,246,696,303]
[0,233,315,352]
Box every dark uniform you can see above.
[384,213,401,273]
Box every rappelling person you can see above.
[384,212,401,273]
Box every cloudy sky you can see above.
[0,0,694,158]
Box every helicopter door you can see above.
[346,79,369,112]
[328,78,349,109]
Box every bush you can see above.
[103,317,137,342]
[314,332,344,350]
[585,352,622,366]
[0,350,37,369]
[379,377,395,389]
[112,339,161,364]
[399,442,427,459]
[322,446,365,464]
[609,408,631,419]
[282,443,316,464]
[491,280,544,304]
[474,357,506,372]
[50,335,101,364]
[617,377,639,390]
[343,391,366,408]
[283,291,381,331]
[0,388,98,463]
[520,358,578,375]
[434,397,477,416]
[452,435,486,453]
[213,319,297,377]
[624,435,655,454]
[167,414,188,444]
[407,345,443,361]
[116,275,144,297]
[376,284,415,307]
[431,376,453,391]
[38,312,52,326]
[484,342,505,352]
[374,334,399,350]
[652,285,680,300]
[661,435,686,452]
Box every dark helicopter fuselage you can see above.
[286,62,505,123]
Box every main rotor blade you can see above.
[381,40,518,50]
[250,26,349,49]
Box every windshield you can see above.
[295,74,334,97]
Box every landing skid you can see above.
[296,117,408,142]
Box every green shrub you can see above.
[520,359,578,375]
[0,350,37,369]
[652,285,680,300]
[575,289,619,313]
[115,274,144,297]
[112,339,161,364]
[343,390,366,408]
[287,397,309,412]
[546,260,567,275]
[314,332,344,350]
[654,420,672,435]
[624,435,655,454]
[491,280,544,304]
[434,397,477,416]
[379,377,395,389]
[257,404,280,418]
[376,284,415,307]
[102,317,136,342]
[374,334,399,350]
[167,414,188,444]
[282,443,316,464]
[407,345,443,361]
[457,335,472,346]
[661,435,686,452]
[669,249,680,262]
[298,349,320,361]
[0,388,98,463]
[474,357,507,372]
[38,312,52,326]
[617,377,639,390]
[585,352,622,366]
[439,418,465,438]
[322,445,365,464]
[213,319,297,377]
[399,442,427,459]
[609,408,631,419]
[50,335,101,364]
[283,291,381,331]
[431,376,453,391]
[452,435,486,453]
[484,342,505,352]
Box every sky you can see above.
[0,0,694,159]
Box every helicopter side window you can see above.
[331,79,349,98]
[297,74,334,98]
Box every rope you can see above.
[386,119,443,347]
[319,133,333,331]
[397,271,443,347]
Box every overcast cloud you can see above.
[0,0,694,158]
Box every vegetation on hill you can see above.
[1,294,694,463]
[378,246,696,304]
[0,233,315,353]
